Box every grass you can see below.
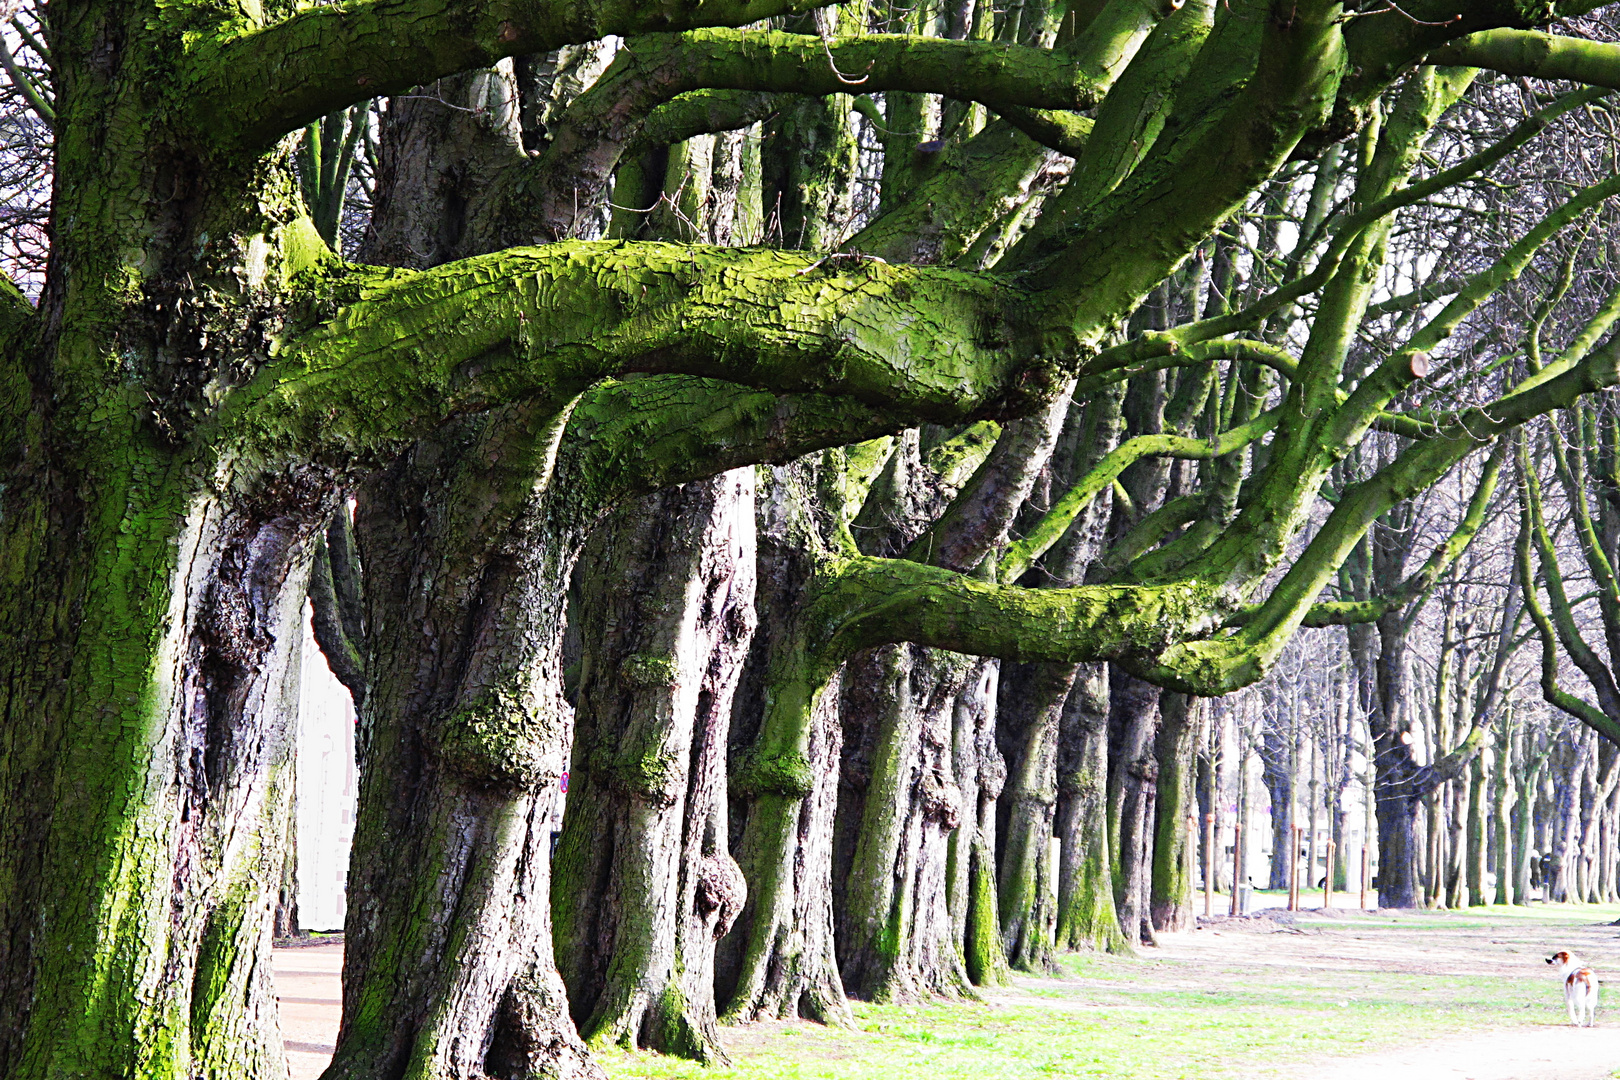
[596,903,1620,1080]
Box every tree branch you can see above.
[1135,334,1620,694]
[1224,438,1506,629]
[1516,444,1620,744]
[308,512,368,708]
[187,0,831,152]
[208,242,1061,474]
[522,28,1108,241]
[1075,86,1607,376]
[999,404,1283,584]
[1430,30,1620,89]
[0,35,52,126]
[814,556,1224,665]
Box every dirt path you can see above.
[1144,907,1620,1080]
[1312,1026,1618,1080]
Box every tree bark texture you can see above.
[834,644,974,1001]
[1151,692,1198,932]
[334,417,599,1080]
[552,470,756,1062]
[1055,662,1128,952]
[719,461,850,1024]
[0,465,320,1076]
[995,661,1066,971]
[332,73,603,1080]
[1108,668,1160,946]
[948,659,1012,984]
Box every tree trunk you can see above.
[1515,749,1540,904]
[948,659,1011,985]
[1055,662,1128,952]
[719,462,850,1025]
[334,427,600,1080]
[551,470,756,1062]
[276,774,304,940]
[1551,738,1590,903]
[330,70,604,1080]
[0,474,318,1076]
[1109,668,1160,946]
[1446,771,1468,907]
[1258,717,1295,892]
[1151,692,1198,932]
[834,644,974,1001]
[1467,754,1488,905]
[996,661,1067,972]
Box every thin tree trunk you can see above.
[1552,737,1590,903]
[1467,754,1488,906]
[1259,713,1295,892]
[1493,724,1516,906]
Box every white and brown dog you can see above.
[1547,950,1600,1027]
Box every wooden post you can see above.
[1230,821,1243,916]
[1204,813,1216,917]
[1323,840,1336,911]
[1288,824,1302,911]
[1360,843,1371,910]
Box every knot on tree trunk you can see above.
[917,767,962,829]
[978,749,1008,801]
[732,750,816,797]
[436,687,562,791]
[695,853,747,940]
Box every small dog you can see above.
[1547,950,1600,1027]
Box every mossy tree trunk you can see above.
[719,458,853,1024]
[552,470,755,1063]
[1055,662,1128,952]
[834,644,976,1001]
[948,659,1012,984]
[1150,691,1198,932]
[995,661,1066,971]
[1108,669,1160,946]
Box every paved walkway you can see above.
[1313,1025,1619,1080]
[271,942,343,1080]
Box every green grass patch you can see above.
[599,906,1615,1080]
